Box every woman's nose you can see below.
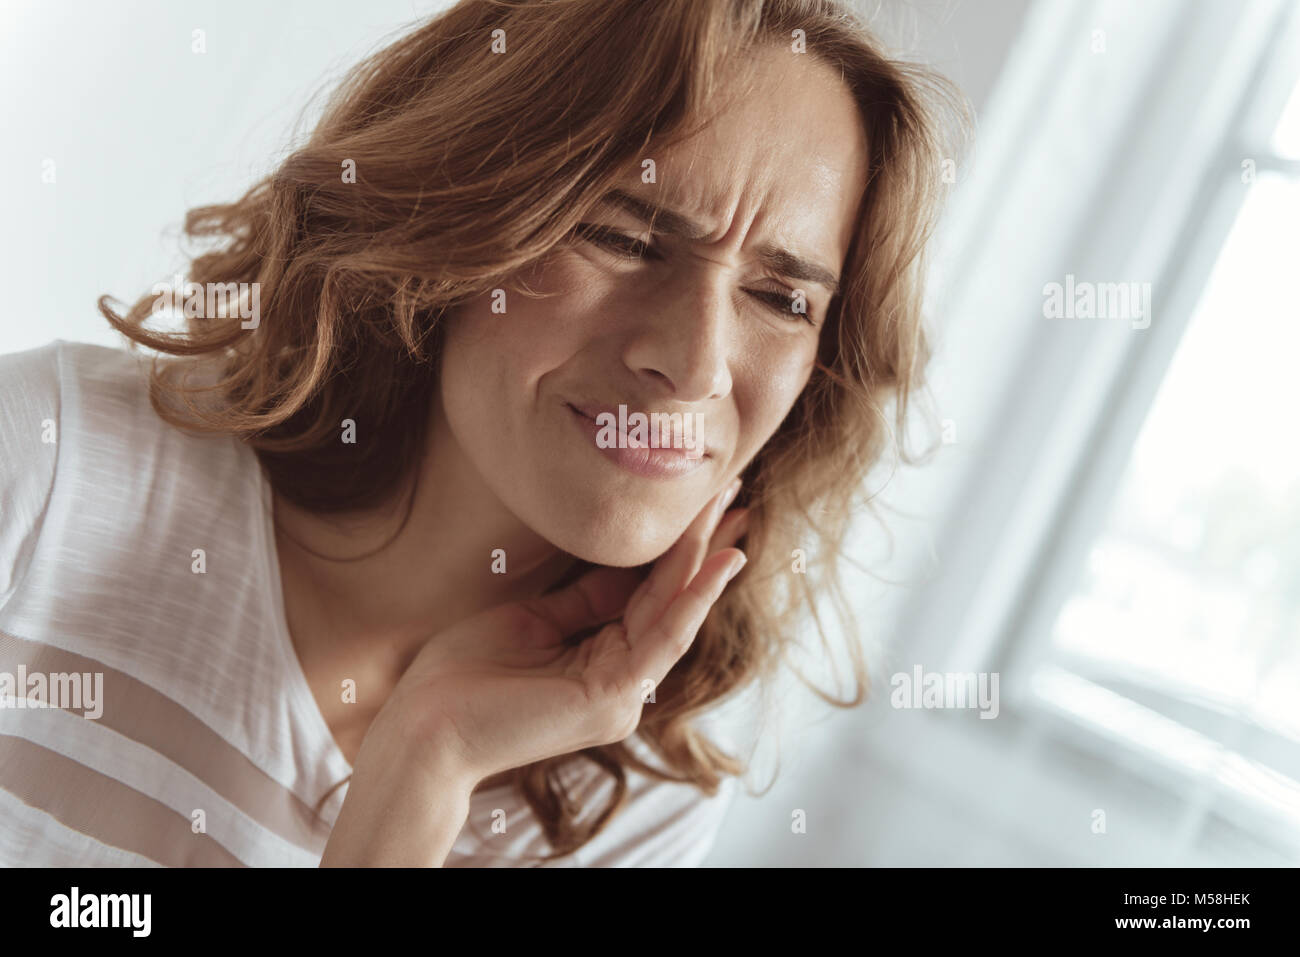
[621,276,734,402]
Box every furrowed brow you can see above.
[598,188,842,297]
[599,189,712,241]
[754,245,841,298]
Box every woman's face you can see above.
[438,44,869,567]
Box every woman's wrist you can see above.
[319,707,480,867]
[319,768,474,867]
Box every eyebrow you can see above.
[598,188,843,297]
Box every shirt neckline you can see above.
[254,460,356,806]
[251,456,521,807]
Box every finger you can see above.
[624,478,741,637]
[625,501,744,624]
[706,506,749,557]
[520,564,641,637]
[650,478,740,609]
[629,547,746,689]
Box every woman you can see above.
[0,0,969,866]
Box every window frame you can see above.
[984,3,1300,840]
[870,0,1300,859]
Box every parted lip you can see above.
[566,400,712,457]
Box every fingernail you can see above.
[725,552,747,582]
[724,478,742,509]
[712,552,746,601]
[716,478,742,521]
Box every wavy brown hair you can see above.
[99,0,972,863]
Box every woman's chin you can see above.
[579,542,668,569]
[535,510,682,569]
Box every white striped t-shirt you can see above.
[0,338,736,867]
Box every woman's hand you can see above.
[320,479,748,865]
[383,478,749,788]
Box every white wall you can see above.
[0,0,445,353]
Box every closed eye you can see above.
[747,289,816,326]
[573,223,659,261]
[573,223,816,326]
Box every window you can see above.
[1030,81,1300,845]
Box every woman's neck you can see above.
[269,405,579,756]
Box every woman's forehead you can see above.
[624,48,869,253]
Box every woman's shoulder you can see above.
[0,337,172,456]
[0,336,150,398]
[0,335,251,500]
[1,335,250,473]
[0,337,260,613]
[0,340,69,612]
[0,338,67,442]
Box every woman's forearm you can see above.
[319,713,478,867]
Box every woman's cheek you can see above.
[736,348,817,450]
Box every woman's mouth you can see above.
[565,402,710,480]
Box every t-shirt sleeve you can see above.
[0,339,63,614]
[571,772,737,868]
